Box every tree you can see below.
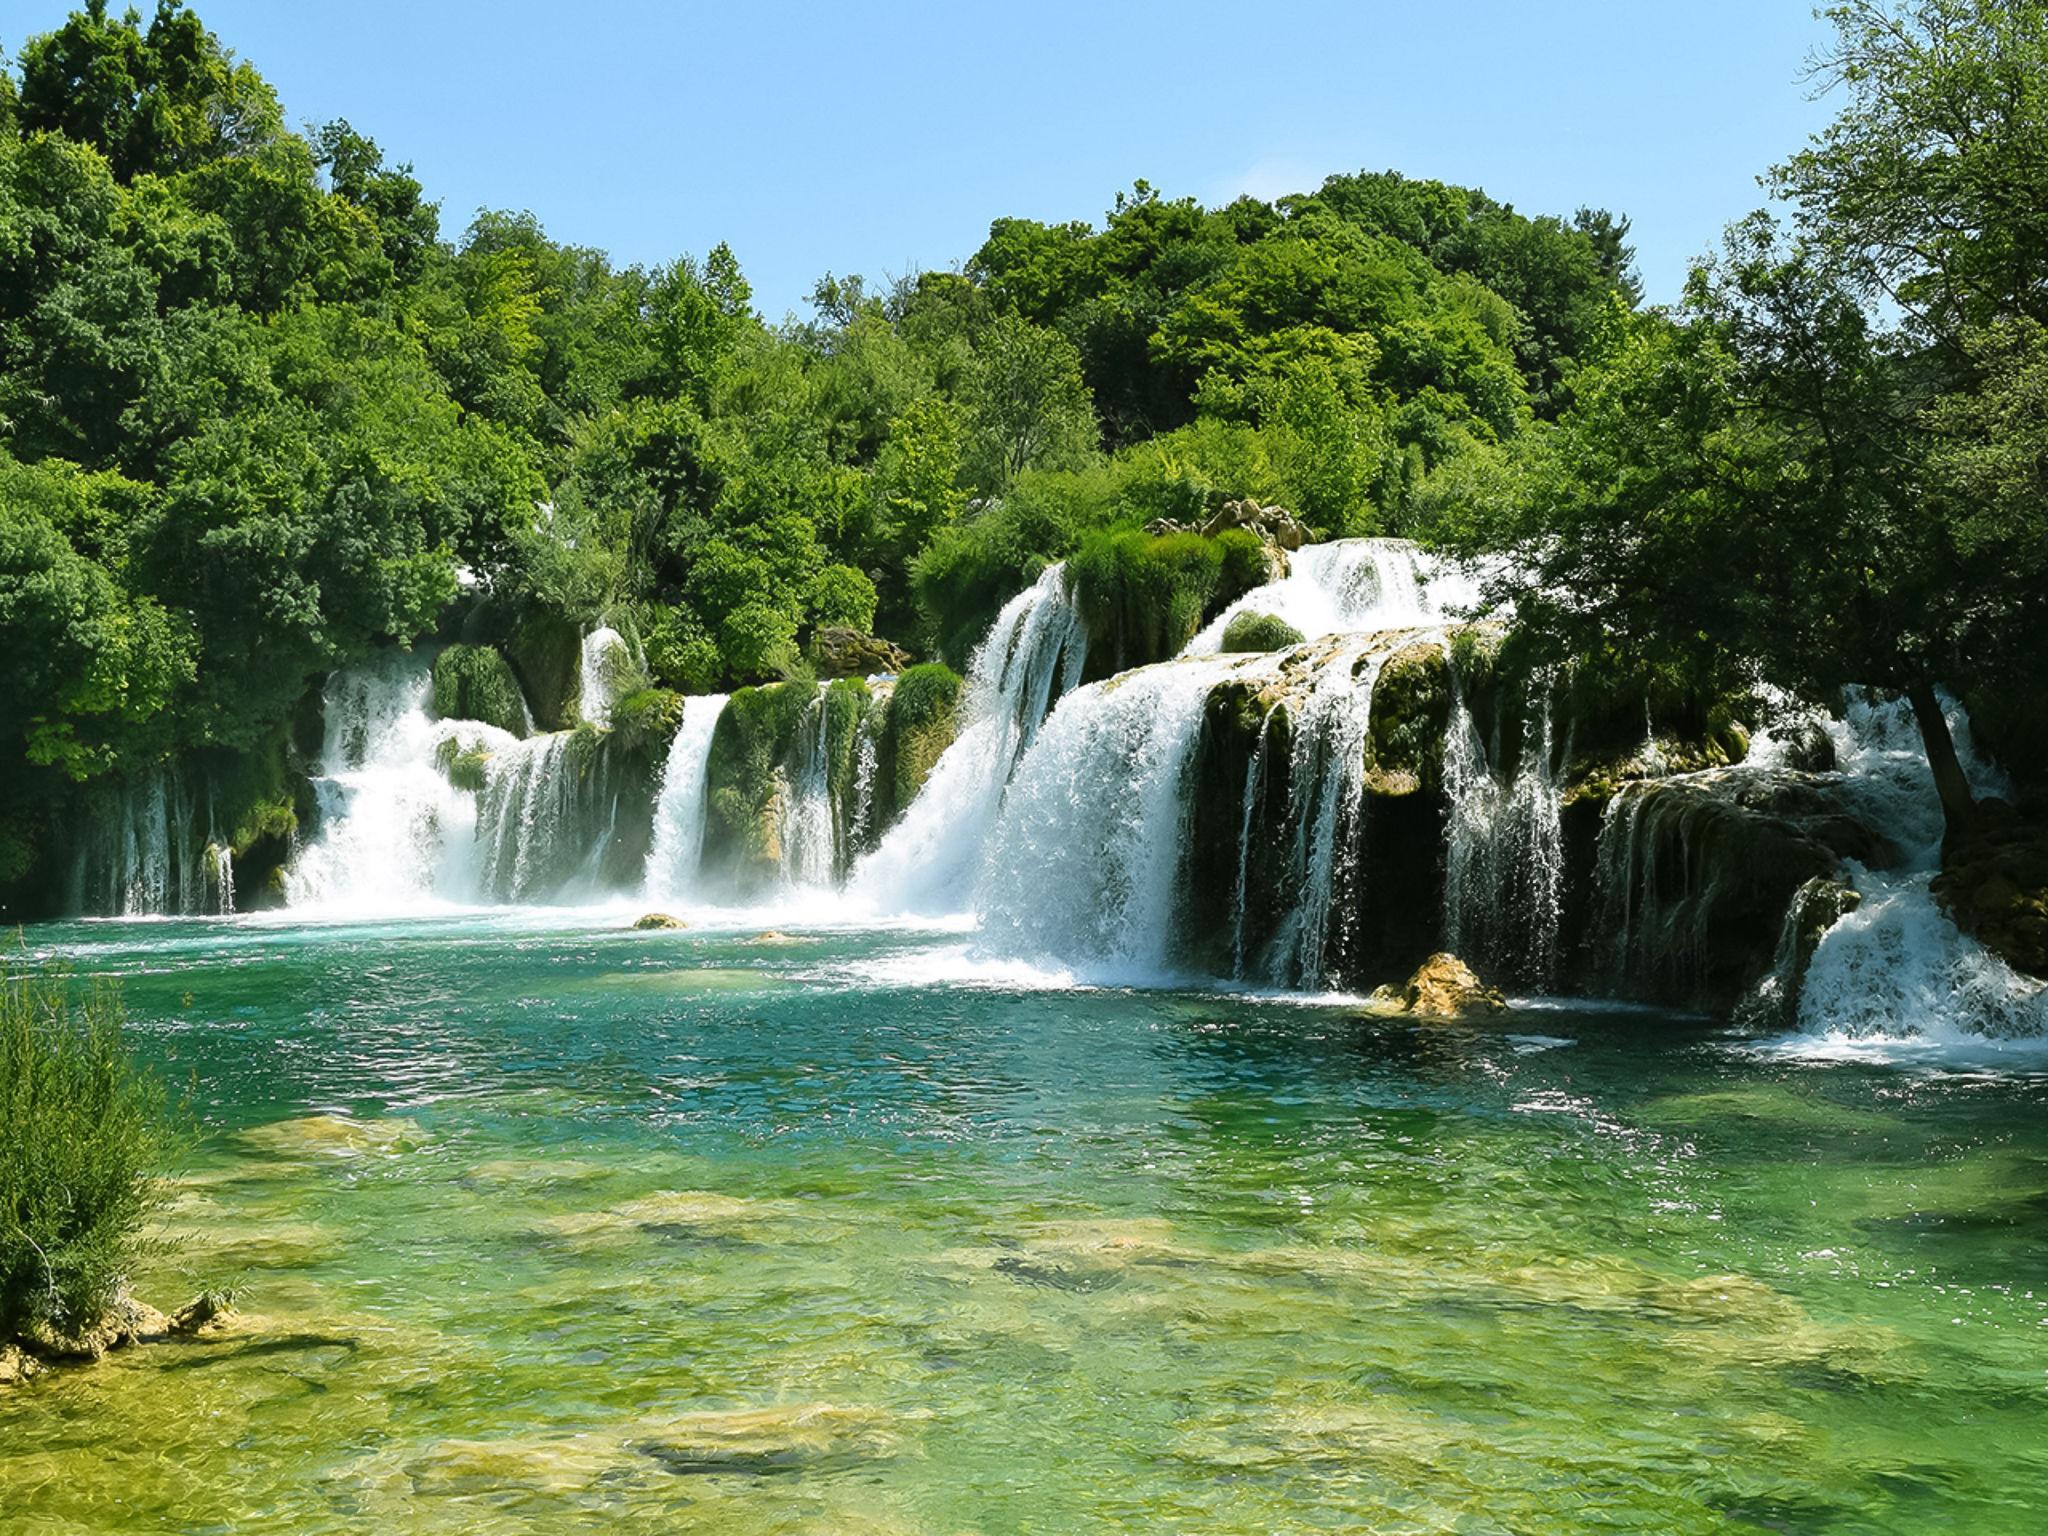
[16,0,282,182]
[961,314,1099,490]
[1461,0,2048,840]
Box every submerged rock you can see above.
[1371,953,1507,1017]
[236,1113,426,1159]
[632,912,686,930]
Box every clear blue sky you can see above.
[6,1,1840,318]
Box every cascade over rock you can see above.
[1594,770,1886,1006]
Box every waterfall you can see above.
[1251,638,1402,989]
[210,844,235,916]
[642,694,729,901]
[285,651,518,911]
[66,765,229,917]
[778,696,838,888]
[1230,710,1280,978]
[578,626,634,729]
[975,655,1232,978]
[1442,677,1567,989]
[852,563,1086,913]
[1186,538,1481,652]
[1792,690,2046,1041]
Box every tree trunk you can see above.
[1905,680,1977,844]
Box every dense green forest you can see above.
[1,0,2042,906]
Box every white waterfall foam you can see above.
[975,655,1233,979]
[642,693,729,902]
[1186,538,1481,652]
[1254,638,1402,988]
[779,696,838,889]
[851,564,1086,913]
[1790,690,2047,1044]
[1442,678,1567,988]
[578,626,633,729]
[284,651,517,913]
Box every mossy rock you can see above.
[1219,611,1305,654]
[1365,640,1451,797]
[433,736,491,793]
[1069,528,1276,681]
[431,645,529,737]
[505,610,582,732]
[701,680,876,893]
[606,687,684,753]
[875,663,962,833]
[1933,806,2048,978]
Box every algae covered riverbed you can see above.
[6,911,2048,1533]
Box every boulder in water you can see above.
[809,627,912,679]
[633,912,686,930]
[1371,953,1507,1017]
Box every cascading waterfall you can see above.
[778,696,838,889]
[852,563,1087,912]
[1791,691,2046,1041]
[1254,638,1401,989]
[578,626,634,729]
[1442,677,1567,988]
[975,656,1233,977]
[286,650,518,911]
[1230,710,1281,978]
[642,693,729,901]
[1187,538,1480,653]
[66,765,232,916]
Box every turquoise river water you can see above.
[5,910,2048,1533]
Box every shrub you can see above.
[806,564,878,633]
[0,971,173,1341]
[431,644,529,736]
[1069,529,1229,675]
[1220,611,1305,653]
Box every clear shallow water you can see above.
[6,914,2048,1534]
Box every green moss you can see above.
[1219,611,1305,653]
[433,737,491,793]
[504,609,582,732]
[703,681,823,891]
[877,663,963,828]
[1366,641,1452,796]
[1070,528,1272,679]
[607,687,684,754]
[431,644,529,737]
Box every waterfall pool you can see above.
[8,908,2048,1532]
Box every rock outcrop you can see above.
[1372,953,1507,1017]
[1934,806,2048,978]
[632,912,685,930]
[1219,611,1305,654]
[1147,497,1310,552]
[808,628,913,680]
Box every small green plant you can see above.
[1219,610,1306,653]
[0,970,174,1342]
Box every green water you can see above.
[6,912,2048,1534]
